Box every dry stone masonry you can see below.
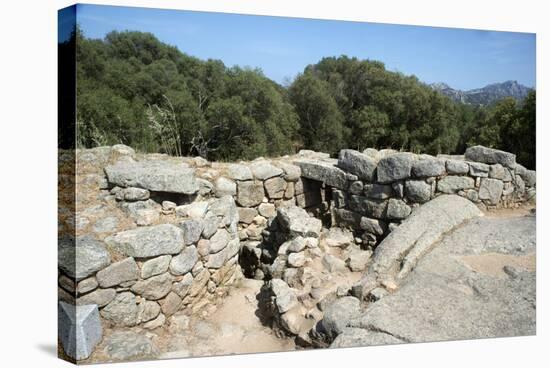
[58,144,535,360]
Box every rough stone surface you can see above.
[465,145,516,168]
[169,246,199,275]
[319,297,362,339]
[105,160,198,194]
[338,149,377,182]
[324,227,354,248]
[348,215,535,343]
[479,178,504,205]
[238,207,258,224]
[270,279,298,313]
[386,199,411,220]
[437,176,475,194]
[100,292,139,327]
[105,224,185,258]
[175,202,208,219]
[364,184,393,199]
[209,229,231,254]
[130,273,173,300]
[277,206,322,238]
[264,177,287,199]
[412,158,445,178]
[295,159,348,189]
[58,302,103,360]
[250,161,283,180]
[258,203,277,218]
[227,164,253,181]
[469,162,490,177]
[331,328,403,348]
[103,331,158,361]
[446,159,470,175]
[369,195,482,282]
[77,288,116,307]
[376,153,414,183]
[237,181,265,207]
[179,219,203,245]
[359,217,386,236]
[215,177,237,197]
[141,255,171,279]
[405,180,431,203]
[96,257,139,288]
[58,236,111,281]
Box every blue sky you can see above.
[73,4,536,90]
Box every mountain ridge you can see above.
[430,80,533,106]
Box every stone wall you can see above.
[58,144,535,359]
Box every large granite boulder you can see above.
[337,149,377,182]
[104,160,198,194]
[295,159,349,190]
[376,153,414,183]
[465,145,516,168]
[105,224,185,258]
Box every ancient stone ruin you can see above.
[58,144,536,361]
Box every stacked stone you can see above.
[58,195,241,333]
[295,146,535,251]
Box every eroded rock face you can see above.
[376,153,414,183]
[338,149,377,182]
[295,159,349,189]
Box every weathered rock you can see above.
[227,164,253,181]
[258,203,277,218]
[368,195,482,285]
[322,254,347,272]
[237,181,265,207]
[197,178,213,196]
[100,292,139,326]
[264,176,287,199]
[201,212,220,239]
[120,187,150,201]
[359,217,386,236]
[105,160,198,194]
[446,159,470,175]
[179,219,203,245]
[169,246,199,275]
[77,288,116,307]
[465,145,516,168]
[77,277,98,295]
[376,153,414,183]
[130,273,173,300]
[58,302,103,360]
[295,159,348,189]
[288,252,307,268]
[386,199,411,220]
[364,184,393,199]
[58,236,111,281]
[175,201,208,219]
[92,216,119,233]
[479,178,504,205]
[143,313,166,329]
[489,164,506,180]
[121,199,160,226]
[348,181,364,195]
[405,180,431,203]
[270,279,298,313]
[363,198,388,219]
[324,227,354,248]
[160,292,183,317]
[138,300,161,323]
[105,224,184,258]
[141,255,171,279]
[412,158,445,178]
[250,161,283,180]
[103,330,158,361]
[338,149,377,182]
[515,164,536,187]
[277,162,301,182]
[172,273,194,298]
[277,206,322,238]
[469,162,490,177]
[331,328,403,348]
[214,177,237,197]
[437,176,475,194]
[96,257,139,288]
[318,297,362,339]
[209,229,231,254]
[238,207,258,224]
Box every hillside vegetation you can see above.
[66,30,535,168]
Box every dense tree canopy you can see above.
[73,30,536,168]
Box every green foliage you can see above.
[75,29,535,168]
